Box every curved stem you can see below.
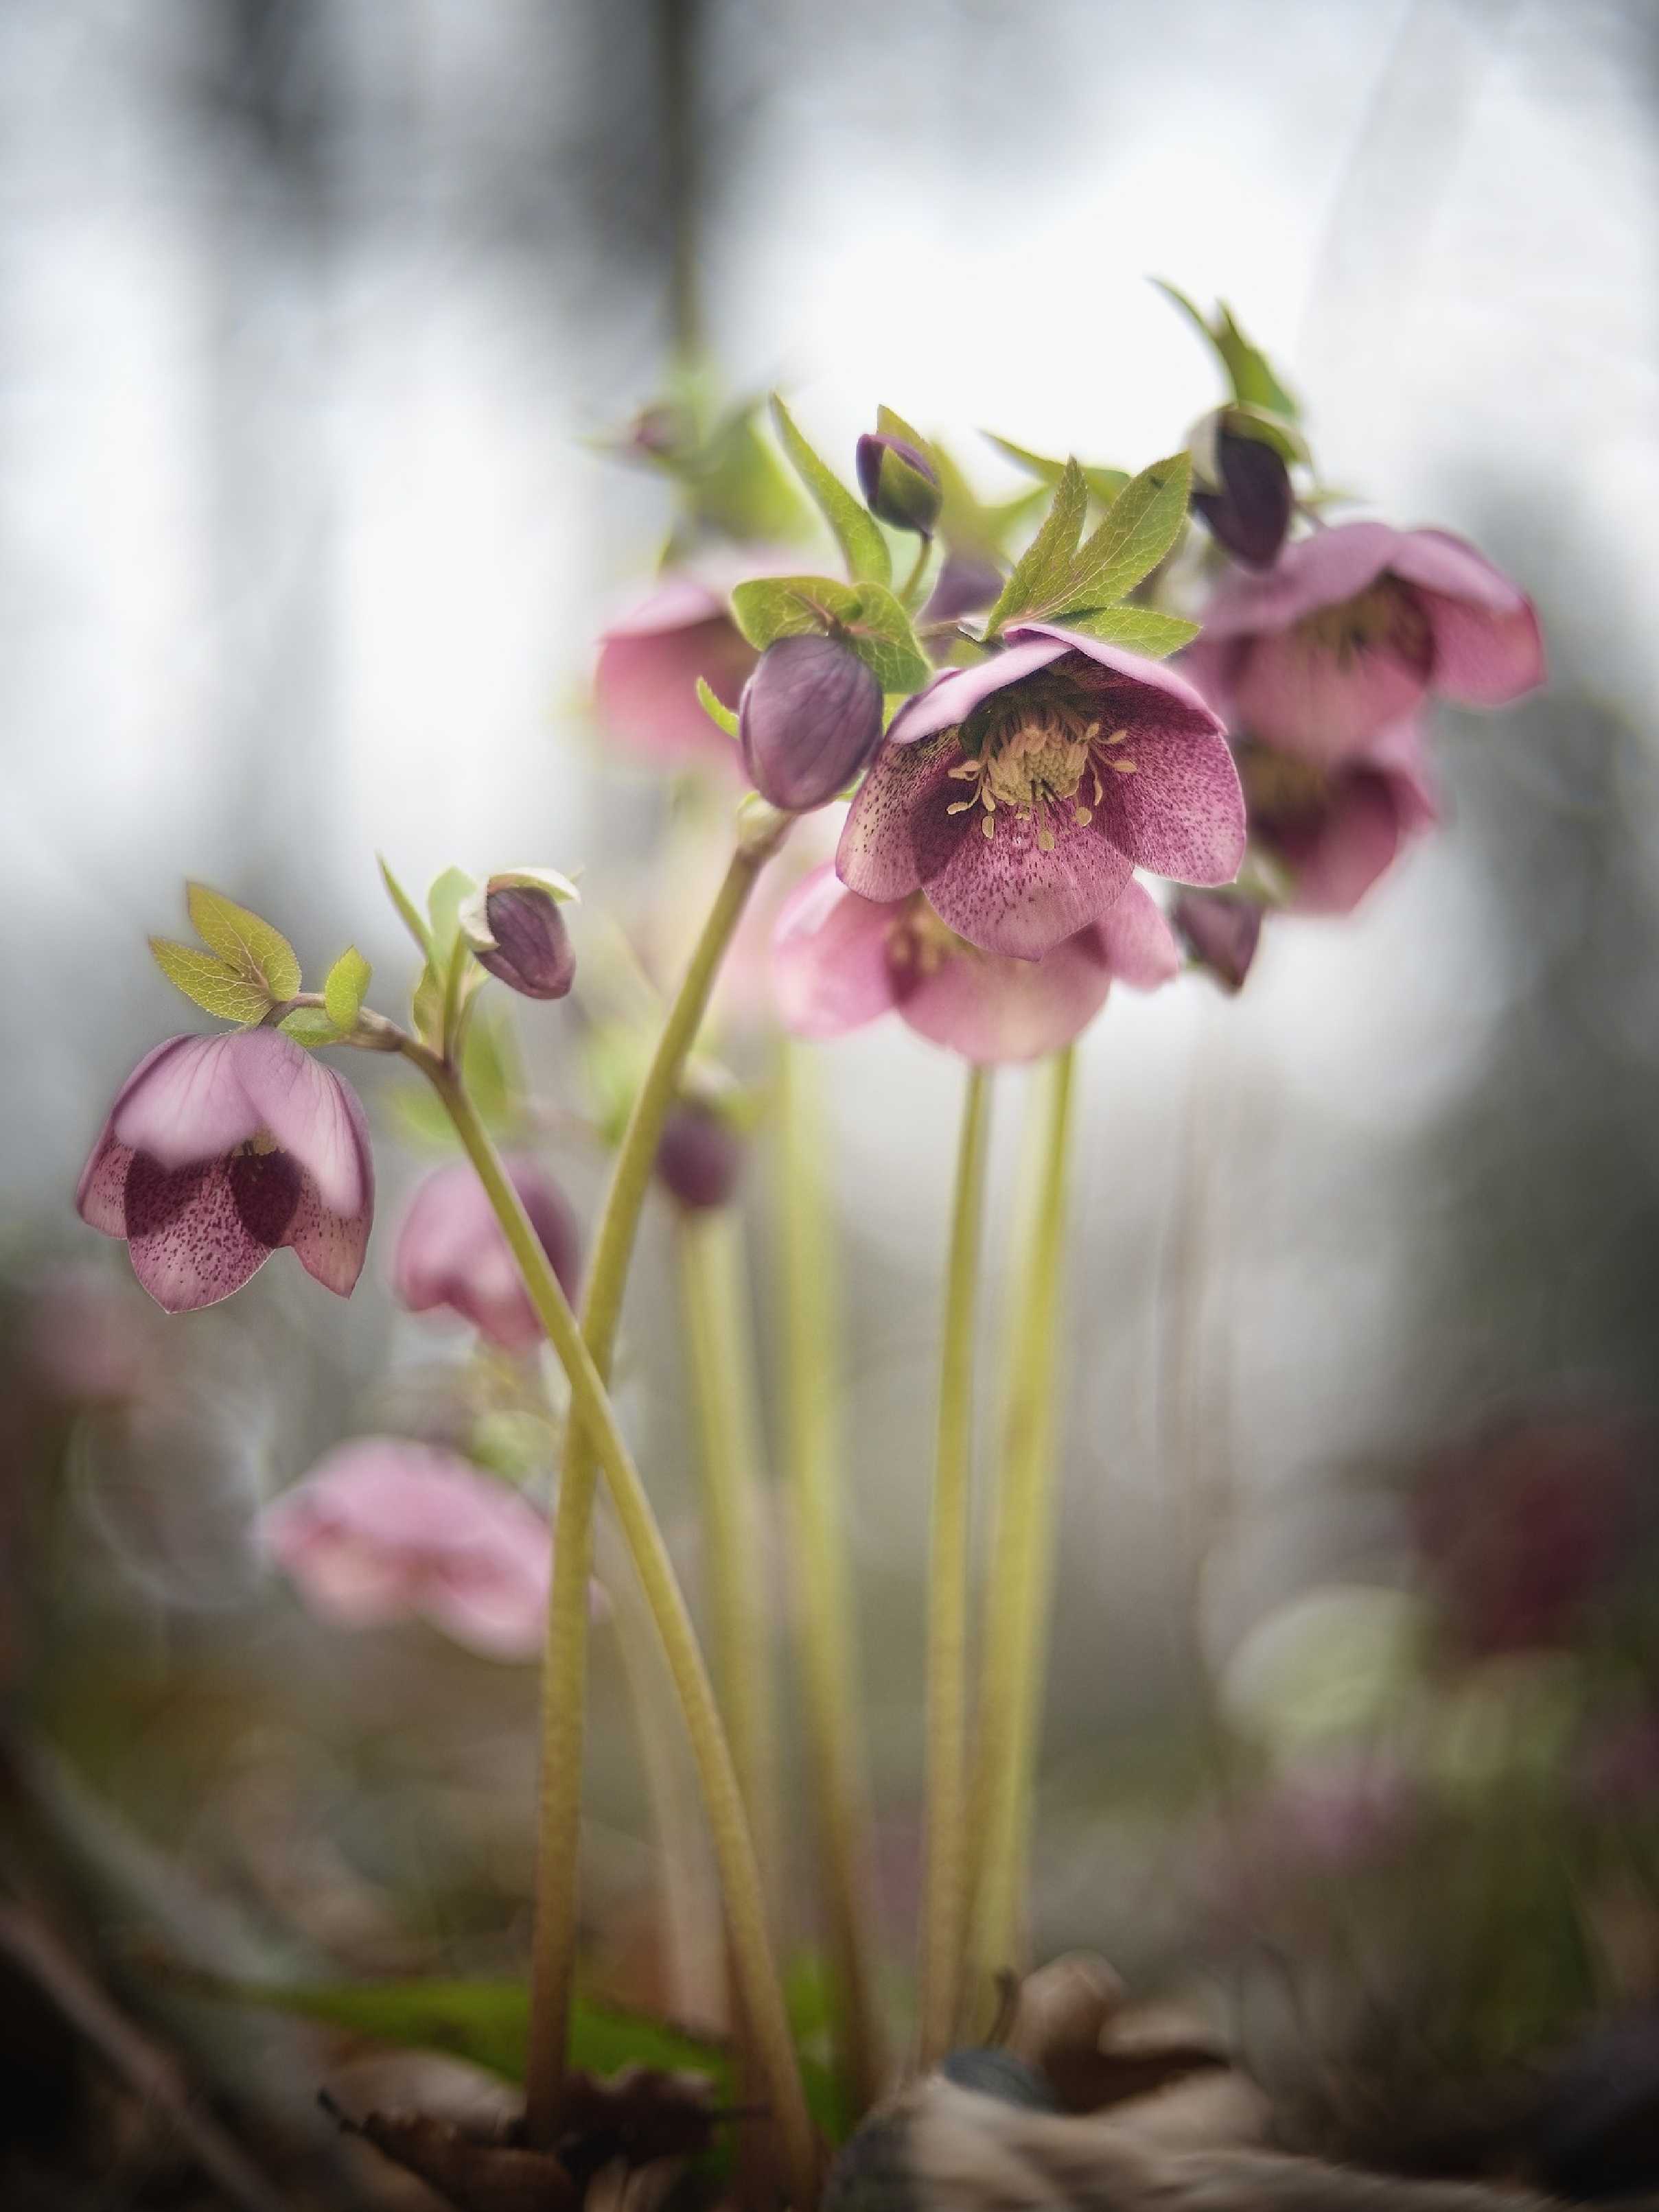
[775,1040,890,2116]
[421,1060,817,2204]
[964,1046,1076,2026]
[676,1207,780,1914]
[898,535,932,613]
[917,1065,991,2066]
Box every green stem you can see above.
[676,1207,780,1915]
[964,1046,1076,2024]
[898,535,932,613]
[916,1065,991,2067]
[775,1039,890,2117]
[422,1059,817,2204]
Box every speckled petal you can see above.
[123,1154,273,1313]
[1007,625,1229,728]
[918,805,1135,962]
[234,1031,372,1220]
[111,1034,264,1170]
[771,865,901,1038]
[1094,722,1247,885]
[1091,879,1183,988]
[76,1136,134,1237]
[895,930,1114,1063]
[884,634,1071,745]
[836,732,958,904]
[1198,521,1405,640]
[286,1169,373,1298]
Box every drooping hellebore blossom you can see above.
[394,1156,580,1354]
[76,1030,373,1314]
[773,863,1180,1064]
[1235,717,1437,917]
[1191,520,1544,760]
[655,1099,747,1211]
[855,431,942,537]
[739,632,885,812]
[594,575,758,769]
[460,869,578,1001]
[260,1437,555,1660]
[837,625,1244,962]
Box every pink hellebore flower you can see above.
[393,1156,580,1354]
[76,1031,373,1314]
[837,625,1243,962]
[1238,717,1439,917]
[1192,520,1544,762]
[594,575,757,769]
[260,1438,554,1660]
[773,863,1179,1064]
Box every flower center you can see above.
[943,695,1137,853]
[1235,742,1331,829]
[1295,577,1432,672]
[886,895,976,979]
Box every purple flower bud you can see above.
[655,1101,746,1211]
[1191,420,1294,570]
[1173,891,1263,991]
[855,432,942,537]
[739,633,884,813]
[462,872,578,1001]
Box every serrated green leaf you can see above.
[982,434,1129,510]
[769,395,890,587]
[150,939,272,1024]
[378,854,432,957]
[730,574,863,649]
[839,579,931,691]
[185,884,300,1000]
[1058,452,1191,613]
[1052,604,1200,657]
[279,1006,344,1048]
[695,675,740,739]
[322,946,371,1031]
[983,457,1089,636]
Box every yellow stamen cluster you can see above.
[887,897,977,978]
[1235,742,1330,826]
[944,701,1137,853]
[1297,577,1431,671]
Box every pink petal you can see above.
[919,805,1134,962]
[1385,528,1531,614]
[1230,624,1430,762]
[836,732,958,905]
[1008,625,1229,727]
[76,1135,134,1238]
[1421,589,1545,706]
[1198,521,1405,641]
[421,1551,550,1661]
[594,589,755,767]
[232,1031,373,1220]
[1091,879,1182,988]
[111,1034,264,1170]
[895,930,1113,1062]
[285,1170,373,1297]
[1095,721,1248,885]
[393,1157,577,1351]
[884,634,1072,745]
[1280,773,1409,916]
[771,865,901,1038]
[123,1154,274,1312]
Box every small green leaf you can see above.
[839,579,931,692]
[323,946,371,1032]
[149,939,272,1024]
[185,884,301,1000]
[730,573,861,651]
[982,434,1129,510]
[1152,280,1300,421]
[686,391,815,547]
[1058,451,1191,613]
[695,676,741,739]
[876,402,931,454]
[426,868,476,968]
[1055,604,1200,657]
[1221,401,1309,467]
[769,395,890,587]
[982,457,1089,635]
[279,1006,344,1048]
[378,854,432,958]
[411,962,445,1053]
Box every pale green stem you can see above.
[775,1040,890,2117]
[898,534,931,612]
[964,1046,1076,2028]
[676,1207,780,1918]
[419,1056,817,2204]
[916,1065,991,2068]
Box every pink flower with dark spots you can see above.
[1239,717,1438,916]
[594,574,757,769]
[1190,521,1544,762]
[837,626,1243,962]
[773,861,1179,1064]
[393,1156,579,1353]
[260,1437,556,1660]
[76,1031,373,1314]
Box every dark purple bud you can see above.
[1174,892,1263,992]
[855,432,942,537]
[920,550,1003,633]
[655,1101,745,1211]
[1192,425,1293,570]
[738,633,884,812]
[463,872,578,1000]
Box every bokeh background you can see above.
[3,0,1659,2200]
